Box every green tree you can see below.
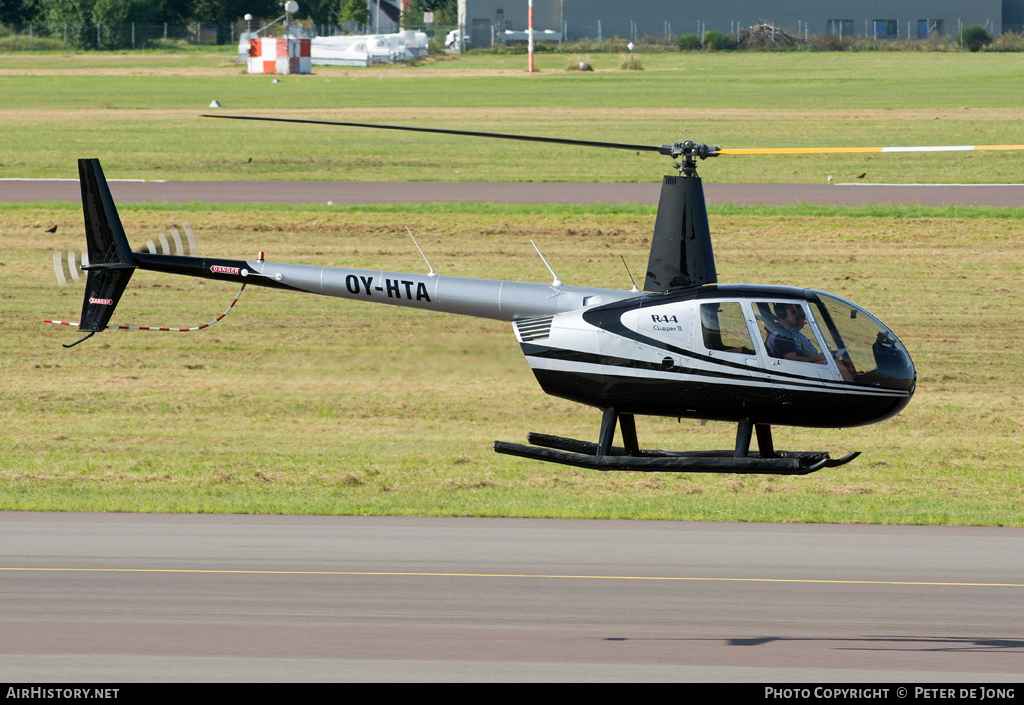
[190,0,238,24]
[338,0,366,27]
[677,34,700,50]
[406,0,454,26]
[189,0,278,44]
[703,30,734,51]
[39,0,95,48]
[156,0,191,24]
[91,0,157,48]
[92,0,156,26]
[293,0,335,26]
[959,24,991,52]
[1,0,44,27]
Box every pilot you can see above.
[766,304,826,364]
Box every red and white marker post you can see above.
[528,0,534,73]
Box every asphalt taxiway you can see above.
[2,512,1022,682]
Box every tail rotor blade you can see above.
[183,222,198,256]
[68,250,81,284]
[53,250,90,288]
[169,226,184,256]
[53,251,68,289]
[158,233,171,256]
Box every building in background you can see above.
[456,0,1019,46]
[367,0,403,34]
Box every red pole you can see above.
[528,0,534,73]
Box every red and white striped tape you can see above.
[44,285,246,332]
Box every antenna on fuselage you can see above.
[406,226,437,276]
[530,240,563,287]
[620,255,640,293]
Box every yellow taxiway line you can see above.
[1,567,1021,588]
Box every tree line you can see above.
[0,0,456,30]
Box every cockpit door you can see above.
[751,300,840,406]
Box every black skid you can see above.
[493,433,859,475]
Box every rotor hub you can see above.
[657,141,721,176]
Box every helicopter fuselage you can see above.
[519,284,915,429]
[132,254,915,431]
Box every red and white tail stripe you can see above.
[44,285,246,332]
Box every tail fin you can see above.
[77,159,136,332]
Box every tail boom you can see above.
[133,252,633,322]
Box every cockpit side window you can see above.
[756,301,824,363]
[753,302,780,350]
[700,302,754,355]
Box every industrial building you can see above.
[456,0,1022,46]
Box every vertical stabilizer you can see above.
[77,159,136,332]
[643,174,717,292]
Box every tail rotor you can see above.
[55,221,198,289]
[144,223,200,257]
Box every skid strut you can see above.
[493,413,859,474]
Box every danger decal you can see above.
[89,297,113,305]
[210,265,241,275]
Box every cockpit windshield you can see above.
[809,293,915,391]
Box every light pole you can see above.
[284,1,298,34]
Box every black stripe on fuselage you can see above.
[529,368,912,428]
[519,343,903,397]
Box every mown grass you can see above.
[3,205,1022,522]
[3,52,1024,182]
[14,199,1024,220]
[3,49,1023,522]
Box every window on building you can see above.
[874,20,898,37]
[918,19,944,37]
[828,19,853,37]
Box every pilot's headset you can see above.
[773,303,794,321]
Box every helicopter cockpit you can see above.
[693,290,915,393]
[747,293,915,392]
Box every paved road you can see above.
[2,512,1022,682]
[3,180,1024,206]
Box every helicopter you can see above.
[50,116,1022,475]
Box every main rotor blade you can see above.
[202,114,668,154]
[203,114,1024,159]
[718,145,1024,154]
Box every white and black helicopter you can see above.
[55,116,1020,475]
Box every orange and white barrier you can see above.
[247,37,311,74]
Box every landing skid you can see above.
[493,411,859,475]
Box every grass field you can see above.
[3,51,1024,182]
[2,50,1023,523]
[2,203,1022,522]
